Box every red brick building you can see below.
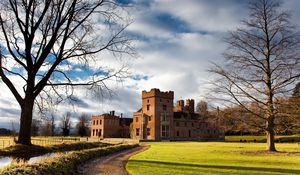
[91,111,132,138]
[132,88,224,141]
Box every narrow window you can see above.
[93,120,95,125]
[92,129,95,136]
[135,117,139,122]
[147,105,150,111]
[136,128,140,136]
[147,128,151,136]
[163,104,167,111]
[148,116,151,121]
[96,120,99,125]
[100,120,102,125]
[99,129,102,136]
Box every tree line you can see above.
[197,83,300,136]
[30,113,90,137]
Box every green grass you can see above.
[127,142,300,175]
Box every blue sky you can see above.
[1,0,300,130]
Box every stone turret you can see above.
[142,88,174,99]
[185,99,195,113]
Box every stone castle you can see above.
[91,88,224,141]
[132,88,224,141]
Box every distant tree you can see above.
[61,112,71,136]
[292,82,300,98]
[50,115,55,136]
[0,0,134,145]
[40,115,55,136]
[76,114,90,137]
[210,0,300,151]
[196,101,209,121]
[31,119,41,136]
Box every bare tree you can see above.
[61,112,71,136]
[210,0,300,151]
[40,114,55,136]
[76,113,90,137]
[50,114,55,136]
[196,100,209,121]
[0,0,134,145]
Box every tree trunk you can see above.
[266,118,276,151]
[17,99,34,145]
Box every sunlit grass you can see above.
[127,142,300,175]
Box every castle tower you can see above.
[185,99,195,113]
[133,88,174,140]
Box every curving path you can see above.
[76,145,148,175]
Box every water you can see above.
[0,152,63,169]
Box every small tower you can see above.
[133,88,174,140]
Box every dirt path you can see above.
[76,145,148,175]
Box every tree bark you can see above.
[17,98,34,145]
[266,118,276,151]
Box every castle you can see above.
[132,88,224,141]
[91,88,224,141]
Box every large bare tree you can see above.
[210,0,300,151]
[0,0,134,145]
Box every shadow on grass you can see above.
[129,160,300,174]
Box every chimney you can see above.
[121,113,123,118]
[111,110,115,116]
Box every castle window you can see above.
[96,129,98,136]
[136,128,140,136]
[100,120,102,125]
[135,117,138,122]
[147,128,151,136]
[161,125,169,137]
[163,105,167,111]
[96,120,99,125]
[147,105,150,111]
[161,113,169,121]
[93,120,95,125]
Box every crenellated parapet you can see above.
[142,88,174,99]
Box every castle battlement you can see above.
[142,88,174,99]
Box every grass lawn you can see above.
[127,142,300,175]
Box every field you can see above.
[127,142,300,175]
[0,136,86,149]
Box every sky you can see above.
[0,0,300,130]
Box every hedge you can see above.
[0,144,138,175]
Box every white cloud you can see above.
[1,0,299,130]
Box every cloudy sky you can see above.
[1,0,300,129]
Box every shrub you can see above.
[0,144,138,175]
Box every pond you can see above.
[0,152,65,169]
